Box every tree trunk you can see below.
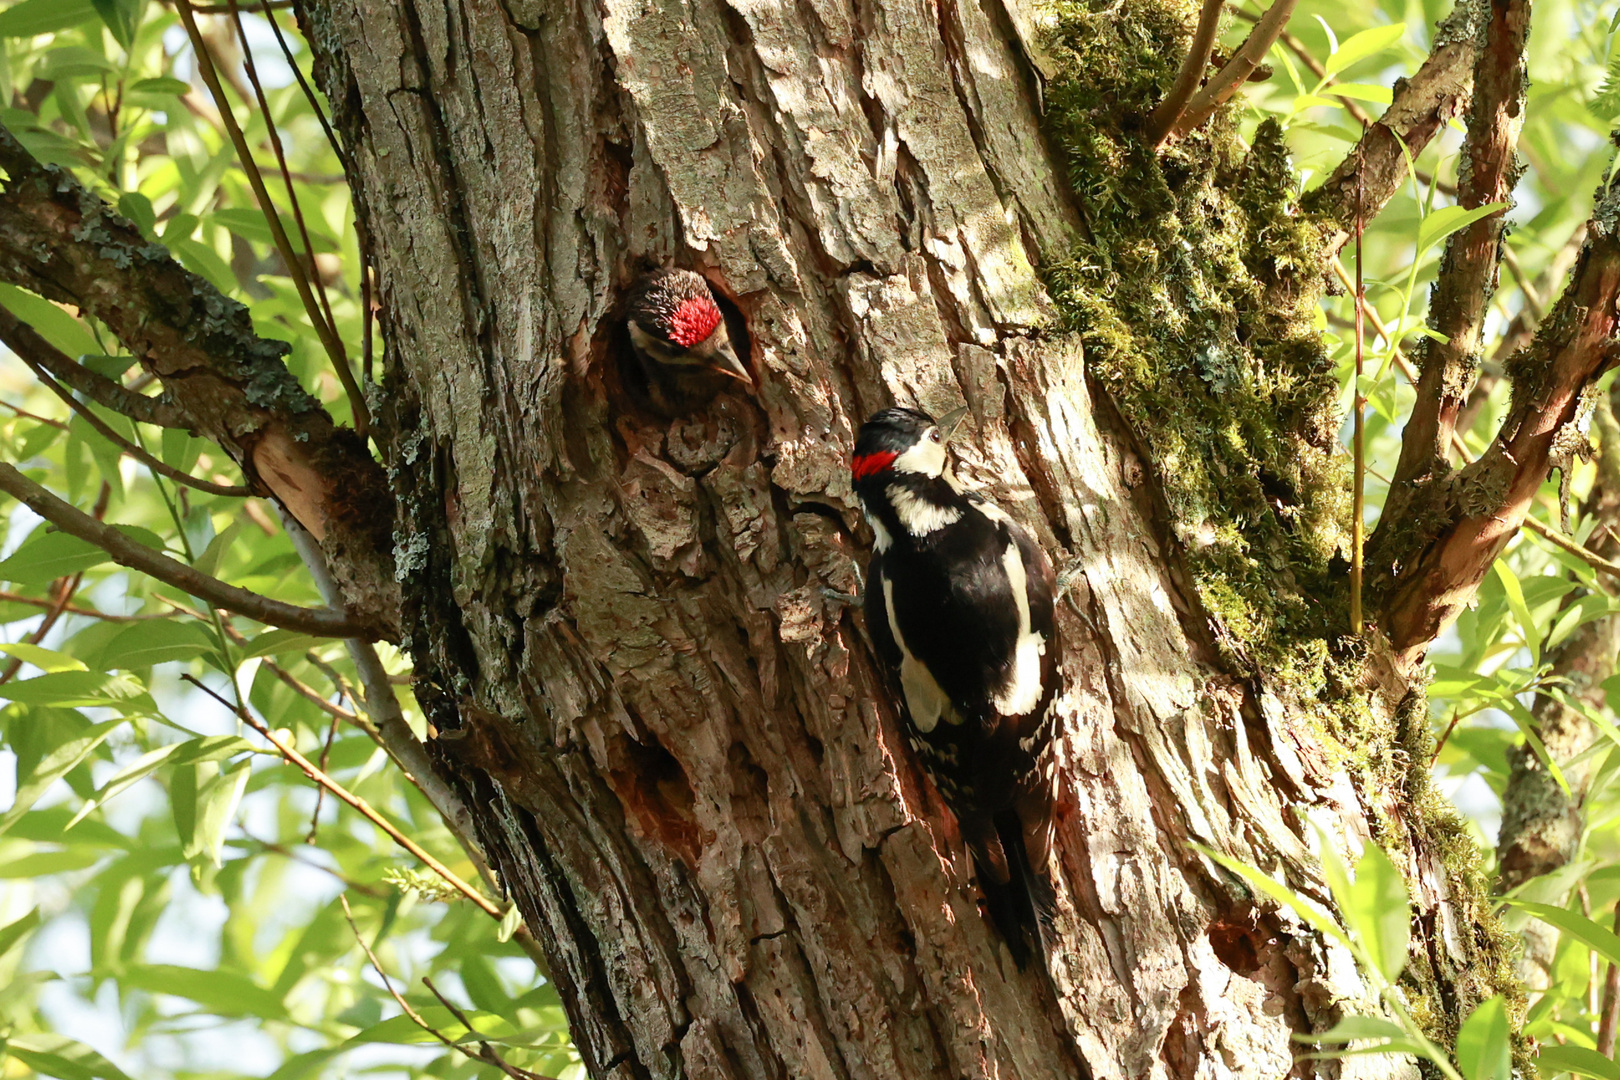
[299,0,1514,1076]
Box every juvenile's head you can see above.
[624,269,749,381]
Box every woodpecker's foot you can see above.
[1055,559,1086,598]
[820,587,861,608]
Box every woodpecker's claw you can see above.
[820,587,861,608]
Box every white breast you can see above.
[991,536,1047,717]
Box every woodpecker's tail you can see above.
[969,810,1055,971]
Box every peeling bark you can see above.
[295,0,1508,1076]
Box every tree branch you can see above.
[1166,0,1298,140]
[0,462,373,638]
[1371,166,1620,667]
[4,321,254,498]
[0,305,191,429]
[1389,0,1529,489]
[1144,0,1227,148]
[1302,0,1481,253]
[0,122,399,634]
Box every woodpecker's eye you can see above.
[929,429,941,443]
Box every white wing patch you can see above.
[887,484,963,536]
[992,535,1047,717]
[883,575,963,733]
[865,506,894,552]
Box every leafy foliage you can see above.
[0,3,578,1078]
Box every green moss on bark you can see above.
[1034,0,1524,1063]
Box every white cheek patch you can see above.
[891,435,947,477]
[884,576,964,732]
[992,536,1047,717]
[887,484,963,536]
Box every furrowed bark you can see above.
[1389,0,1529,489]
[1373,169,1620,667]
[1303,0,1481,254]
[0,123,398,636]
[296,0,1524,1075]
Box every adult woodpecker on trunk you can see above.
[851,406,1062,969]
[620,268,751,417]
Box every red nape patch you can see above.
[851,450,897,479]
[667,295,724,347]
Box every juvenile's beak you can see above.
[709,340,753,384]
[936,406,969,443]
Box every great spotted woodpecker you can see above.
[621,268,751,416]
[852,406,1060,968]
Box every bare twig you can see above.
[241,830,387,895]
[0,462,370,637]
[1599,905,1620,1055]
[187,675,502,918]
[0,588,174,622]
[307,706,344,841]
[339,898,557,1080]
[1390,0,1530,489]
[423,977,556,1080]
[174,0,368,438]
[0,305,191,429]
[1351,180,1365,635]
[1229,4,1375,126]
[260,6,344,169]
[26,360,251,497]
[1168,0,1298,140]
[1145,0,1227,148]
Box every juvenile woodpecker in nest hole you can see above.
[621,268,750,417]
[852,406,1061,968]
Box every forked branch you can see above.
[1165,0,1298,140]
[1144,0,1227,148]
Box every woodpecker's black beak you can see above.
[936,406,969,444]
[710,340,752,384]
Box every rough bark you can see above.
[288,0,1512,1077]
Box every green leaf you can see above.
[0,283,98,357]
[1492,559,1540,665]
[0,718,121,834]
[0,0,97,37]
[1505,900,1620,967]
[238,629,326,659]
[0,529,109,584]
[185,759,250,867]
[0,643,87,673]
[96,620,216,670]
[1344,844,1409,980]
[127,76,191,96]
[1417,202,1511,255]
[68,735,255,828]
[1456,996,1510,1080]
[1539,1044,1620,1079]
[115,192,155,238]
[89,0,136,48]
[1322,23,1407,78]
[1,1034,133,1080]
[0,670,153,712]
[0,907,40,959]
[1328,82,1395,104]
[1192,844,1348,944]
[0,846,104,876]
[117,963,287,1020]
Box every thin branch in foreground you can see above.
[27,362,251,497]
[340,897,557,1080]
[173,0,369,438]
[1167,0,1298,140]
[0,588,175,622]
[186,674,503,916]
[0,304,191,429]
[1144,0,1227,148]
[0,462,372,638]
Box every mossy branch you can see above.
[1303,0,1481,253]
[1390,0,1530,489]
